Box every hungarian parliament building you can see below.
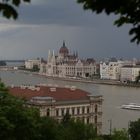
[39,42,99,78]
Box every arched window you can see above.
[95,104,98,113]
[66,108,69,114]
[77,107,80,114]
[82,107,85,114]
[61,109,64,116]
[72,108,75,115]
[95,115,97,123]
[56,109,59,116]
[87,118,90,124]
[87,107,90,114]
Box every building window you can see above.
[77,107,80,114]
[87,118,89,124]
[61,109,64,116]
[56,109,59,116]
[72,108,75,115]
[66,108,69,114]
[95,115,97,123]
[82,117,85,123]
[47,108,50,116]
[87,107,90,114]
[82,107,85,114]
[95,104,98,113]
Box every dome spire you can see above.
[63,40,66,47]
[59,40,69,56]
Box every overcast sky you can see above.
[0,0,139,60]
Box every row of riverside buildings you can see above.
[25,42,140,82]
[100,60,140,82]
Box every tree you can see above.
[135,71,140,83]
[32,65,40,72]
[62,111,71,125]
[77,0,140,44]
[37,117,59,140]
[58,119,97,140]
[111,129,129,140]
[129,119,140,140]
[0,0,30,19]
[0,82,40,140]
[0,81,8,93]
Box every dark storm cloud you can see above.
[0,0,139,60]
[18,0,115,27]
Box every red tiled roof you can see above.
[9,86,90,101]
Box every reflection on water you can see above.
[0,70,140,134]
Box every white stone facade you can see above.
[25,59,41,69]
[100,60,132,80]
[120,66,140,82]
[40,42,98,78]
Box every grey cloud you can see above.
[17,0,116,28]
[0,0,139,60]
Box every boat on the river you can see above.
[121,103,140,110]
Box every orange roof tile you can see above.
[9,86,90,101]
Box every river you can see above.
[0,70,140,134]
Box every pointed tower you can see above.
[63,40,65,47]
[59,41,69,57]
[51,50,56,65]
[47,50,52,64]
[76,51,78,58]
[73,51,76,57]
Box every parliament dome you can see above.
[59,41,69,55]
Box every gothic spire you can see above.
[63,40,66,47]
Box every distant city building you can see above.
[120,65,140,82]
[100,60,132,80]
[40,41,98,78]
[9,85,103,134]
[25,58,41,69]
[0,60,6,66]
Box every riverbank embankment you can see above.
[3,69,140,88]
[43,75,140,88]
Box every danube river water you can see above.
[0,70,140,134]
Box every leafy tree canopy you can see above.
[77,0,140,44]
[0,0,30,19]
[111,129,129,140]
[129,119,140,140]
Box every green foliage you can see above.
[38,117,59,140]
[129,119,140,140]
[0,82,40,140]
[0,82,8,92]
[77,0,140,44]
[32,65,40,72]
[62,111,71,125]
[58,119,96,140]
[0,0,30,19]
[135,71,140,83]
[111,129,129,140]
